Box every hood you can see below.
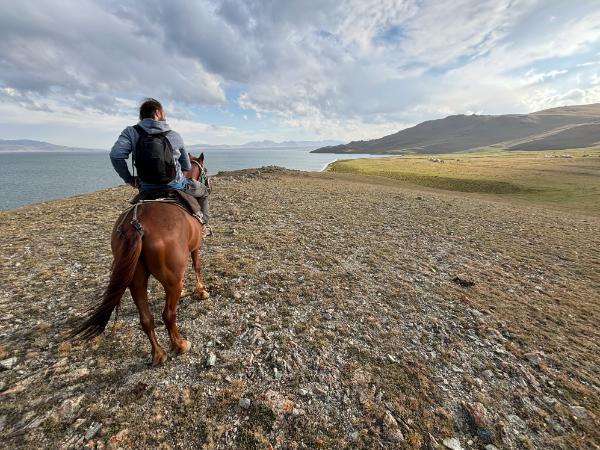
[138,118,171,134]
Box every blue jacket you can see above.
[110,118,190,190]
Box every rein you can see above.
[191,159,209,187]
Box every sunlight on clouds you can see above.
[1,0,600,145]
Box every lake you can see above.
[0,148,376,209]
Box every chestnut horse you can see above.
[71,153,210,365]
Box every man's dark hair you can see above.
[139,98,163,120]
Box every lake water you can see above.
[0,148,376,209]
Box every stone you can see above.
[382,411,404,443]
[292,407,305,416]
[463,401,488,428]
[452,275,475,288]
[239,397,251,409]
[524,352,542,366]
[477,427,496,443]
[443,437,464,450]
[206,352,217,368]
[570,405,588,419]
[485,445,499,450]
[507,414,527,430]
[0,357,17,370]
[482,369,494,380]
[57,395,85,420]
[299,388,310,397]
[84,422,102,440]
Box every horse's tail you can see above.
[70,212,143,340]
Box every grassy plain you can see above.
[327,148,600,215]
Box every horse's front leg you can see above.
[191,248,210,299]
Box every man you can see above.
[110,98,211,236]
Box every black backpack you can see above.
[132,125,176,184]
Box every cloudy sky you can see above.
[1,0,600,147]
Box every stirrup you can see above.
[193,212,205,224]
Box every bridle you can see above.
[190,160,204,180]
[190,159,211,192]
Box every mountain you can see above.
[311,103,600,154]
[0,139,101,153]
[189,139,343,150]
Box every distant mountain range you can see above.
[0,138,343,153]
[188,139,343,150]
[311,103,600,154]
[0,139,101,153]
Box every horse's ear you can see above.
[199,152,204,162]
[188,152,193,160]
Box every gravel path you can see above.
[1,167,598,449]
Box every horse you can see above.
[71,153,210,366]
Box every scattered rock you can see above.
[205,352,217,368]
[507,414,527,431]
[57,395,85,420]
[463,401,489,428]
[84,422,102,440]
[0,357,17,370]
[524,352,542,366]
[292,407,305,416]
[452,275,475,288]
[299,388,310,397]
[381,411,404,443]
[443,437,464,450]
[239,397,251,409]
[570,406,589,419]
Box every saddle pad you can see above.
[130,189,201,215]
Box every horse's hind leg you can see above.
[130,263,167,366]
[191,248,210,299]
[162,277,191,354]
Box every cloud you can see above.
[0,0,225,111]
[1,0,600,145]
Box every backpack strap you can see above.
[133,124,146,136]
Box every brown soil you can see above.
[0,167,598,449]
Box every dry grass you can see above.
[327,148,600,215]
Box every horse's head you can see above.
[188,153,210,189]
[188,152,206,181]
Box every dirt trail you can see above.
[0,168,598,449]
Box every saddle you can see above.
[130,189,204,223]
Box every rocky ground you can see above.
[0,167,598,449]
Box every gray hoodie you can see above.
[109,118,191,190]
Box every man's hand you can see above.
[127,177,139,188]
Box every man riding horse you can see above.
[70,98,212,365]
[110,98,212,237]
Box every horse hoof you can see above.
[195,289,210,300]
[174,340,191,355]
[152,351,168,366]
